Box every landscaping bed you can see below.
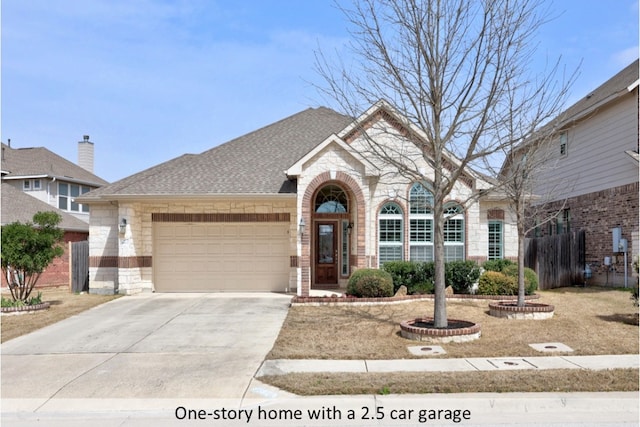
[263,286,638,395]
[269,287,639,360]
[292,293,540,306]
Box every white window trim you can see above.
[378,203,404,265]
[559,131,568,156]
[408,183,435,262]
[443,204,465,261]
[58,182,91,213]
[488,220,504,260]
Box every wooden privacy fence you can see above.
[524,230,585,290]
[69,240,89,293]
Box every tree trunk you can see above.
[517,201,526,307]
[433,196,447,327]
[517,232,526,306]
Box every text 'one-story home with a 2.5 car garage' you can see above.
[79,100,517,296]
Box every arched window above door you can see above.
[315,185,349,213]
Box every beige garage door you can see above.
[153,222,290,292]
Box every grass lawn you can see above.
[261,286,639,395]
[1,286,120,343]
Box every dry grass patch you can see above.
[260,369,639,395]
[268,287,639,360]
[1,287,120,343]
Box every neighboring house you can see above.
[1,136,108,223]
[1,183,90,287]
[80,101,517,296]
[526,59,639,286]
[1,137,109,287]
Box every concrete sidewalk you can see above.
[257,354,640,376]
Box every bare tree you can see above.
[493,62,577,306]
[315,0,572,327]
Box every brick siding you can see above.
[2,231,88,289]
[529,182,639,280]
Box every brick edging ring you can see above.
[399,317,481,343]
[291,293,540,306]
[488,301,554,312]
[488,301,555,319]
[1,301,51,315]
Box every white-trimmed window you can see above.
[409,183,434,261]
[23,179,42,191]
[443,203,464,261]
[559,131,568,156]
[378,202,403,265]
[315,185,348,213]
[342,220,350,276]
[58,182,91,213]
[488,220,503,260]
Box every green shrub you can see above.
[1,296,23,308]
[477,271,517,295]
[382,261,434,295]
[347,268,394,298]
[445,260,481,294]
[27,292,43,306]
[523,268,538,294]
[501,265,539,295]
[410,280,434,295]
[482,259,516,273]
[382,261,420,291]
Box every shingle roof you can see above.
[82,107,353,199]
[1,182,89,232]
[561,58,638,124]
[1,144,109,186]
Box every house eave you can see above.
[77,192,298,204]
[3,174,104,187]
[625,150,639,163]
[286,134,379,177]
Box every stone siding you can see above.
[88,198,297,294]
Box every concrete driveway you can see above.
[1,292,291,404]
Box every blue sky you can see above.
[2,0,638,183]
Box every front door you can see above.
[314,222,338,285]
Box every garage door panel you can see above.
[173,225,193,238]
[154,222,290,292]
[207,244,223,255]
[206,225,223,237]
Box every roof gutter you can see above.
[561,84,636,128]
[3,174,105,187]
[76,192,297,204]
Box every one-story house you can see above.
[80,101,517,295]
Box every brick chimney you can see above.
[78,135,94,173]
